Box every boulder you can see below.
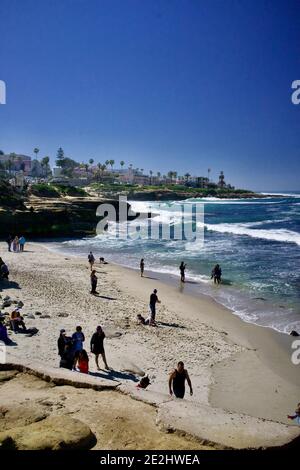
[0,415,96,450]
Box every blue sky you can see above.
[0,0,299,190]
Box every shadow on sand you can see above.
[157,321,185,329]
[89,369,139,383]
[0,280,21,292]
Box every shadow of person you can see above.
[0,280,21,292]
[157,321,185,329]
[89,369,139,383]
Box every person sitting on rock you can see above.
[10,308,26,332]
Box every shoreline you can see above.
[45,238,299,336]
[1,242,300,448]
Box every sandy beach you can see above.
[0,241,300,449]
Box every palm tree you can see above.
[109,159,115,170]
[149,170,153,184]
[120,160,125,169]
[41,156,50,177]
[105,159,110,168]
[89,158,94,166]
[33,148,39,161]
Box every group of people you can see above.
[57,325,109,373]
[6,235,26,253]
[0,257,9,281]
[140,258,222,285]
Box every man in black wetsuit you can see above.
[169,361,193,399]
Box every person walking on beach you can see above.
[149,289,161,325]
[140,258,145,277]
[88,251,95,271]
[90,270,98,295]
[211,264,222,284]
[12,236,19,253]
[19,236,26,252]
[90,325,109,370]
[179,261,186,282]
[169,361,193,399]
[6,235,13,252]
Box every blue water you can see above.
[49,192,300,334]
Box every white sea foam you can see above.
[204,223,300,245]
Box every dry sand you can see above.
[0,242,299,449]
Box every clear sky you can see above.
[0,0,299,191]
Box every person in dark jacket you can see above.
[57,329,69,357]
[90,325,109,370]
[6,235,13,252]
[59,342,74,370]
[90,270,98,295]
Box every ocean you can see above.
[48,192,300,334]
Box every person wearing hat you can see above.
[90,325,109,370]
[149,289,161,325]
[57,329,68,358]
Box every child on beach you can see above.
[76,349,89,374]
[90,325,109,370]
[88,252,95,271]
[10,308,26,332]
[287,402,300,425]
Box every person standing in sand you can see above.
[6,235,13,252]
[19,235,26,252]
[140,258,145,277]
[88,251,95,271]
[90,270,98,295]
[90,325,109,370]
[13,236,19,253]
[169,361,193,399]
[149,289,161,325]
[179,261,186,282]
